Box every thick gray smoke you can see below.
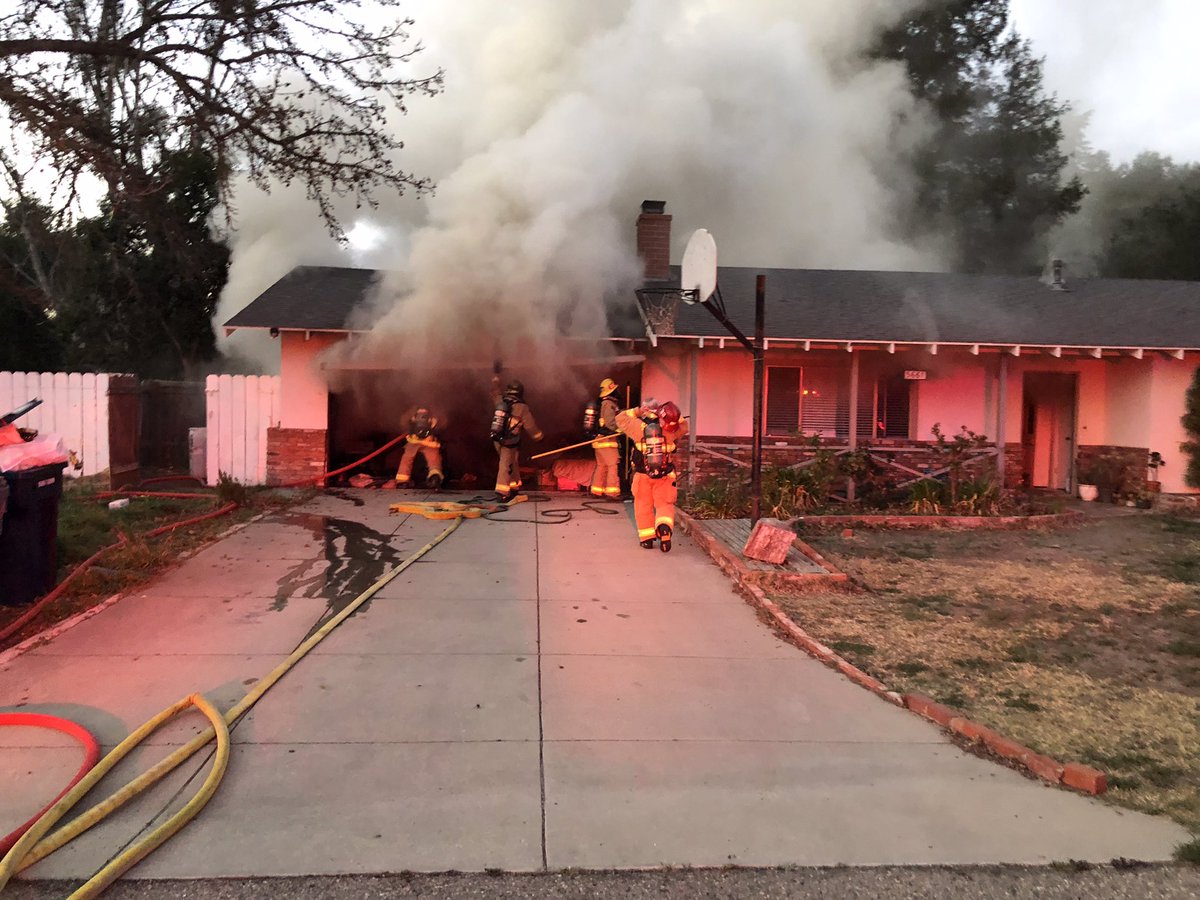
[217,0,936,373]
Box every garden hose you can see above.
[0,516,463,894]
[0,714,101,856]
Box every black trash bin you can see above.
[0,462,68,606]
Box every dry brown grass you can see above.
[775,514,1200,832]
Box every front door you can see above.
[1021,373,1077,491]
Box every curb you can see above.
[679,512,1109,796]
[0,510,269,669]
[789,511,1084,531]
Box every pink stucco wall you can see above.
[279,332,345,430]
[644,341,1200,494]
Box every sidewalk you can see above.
[0,491,1189,880]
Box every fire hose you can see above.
[0,515,463,897]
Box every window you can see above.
[765,366,847,438]
[766,367,801,435]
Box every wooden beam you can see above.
[718,337,726,349]
[1170,349,1185,360]
[1088,347,1102,359]
[847,350,859,501]
[928,343,939,355]
[1008,346,1021,357]
[1129,348,1143,359]
[969,344,980,355]
[763,339,770,350]
[1049,346,1062,358]
[845,342,854,353]
[887,342,896,354]
[803,340,811,352]
[697,337,705,349]
[997,354,1008,486]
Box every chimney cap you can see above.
[640,200,667,215]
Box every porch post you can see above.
[688,347,699,487]
[847,349,859,502]
[996,353,1008,486]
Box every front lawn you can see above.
[773,514,1200,834]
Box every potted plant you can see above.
[1076,459,1100,502]
[1147,451,1164,493]
[1077,453,1124,503]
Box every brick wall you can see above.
[675,436,1006,492]
[1075,444,1147,496]
[266,427,328,486]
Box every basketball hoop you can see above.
[634,287,695,336]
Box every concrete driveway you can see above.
[0,491,1188,880]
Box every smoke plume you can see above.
[217,0,936,374]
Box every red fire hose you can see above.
[0,713,102,855]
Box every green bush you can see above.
[216,471,249,507]
[685,478,747,519]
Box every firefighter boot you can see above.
[656,523,672,553]
[426,473,443,491]
[640,538,656,550]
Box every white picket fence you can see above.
[204,374,280,486]
[0,371,116,478]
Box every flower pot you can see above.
[1078,483,1099,502]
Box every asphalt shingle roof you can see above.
[225,265,646,339]
[664,267,1200,348]
[226,264,1200,349]
[224,266,376,332]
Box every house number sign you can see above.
[904,370,927,380]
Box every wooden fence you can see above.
[0,371,122,478]
[204,374,280,486]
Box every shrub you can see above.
[685,478,747,519]
[216,471,249,507]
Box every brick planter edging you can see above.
[677,512,850,592]
[904,694,1107,794]
[679,512,1109,797]
[790,511,1084,531]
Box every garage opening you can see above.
[326,356,643,490]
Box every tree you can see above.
[1102,190,1200,282]
[1182,367,1200,489]
[1051,152,1200,278]
[879,0,1084,274]
[50,148,231,377]
[0,0,441,232]
[0,201,66,371]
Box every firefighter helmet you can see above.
[504,379,524,400]
[658,401,681,427]
[599,377,617,398]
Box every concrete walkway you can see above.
[0,491,1189,880]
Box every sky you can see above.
[1009,0,1200,163]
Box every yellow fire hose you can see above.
[0,516,464,897]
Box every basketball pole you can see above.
[750,277,765,526]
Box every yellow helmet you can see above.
[599,378,617,397]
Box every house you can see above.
[225,202,1200,496]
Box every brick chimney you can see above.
[636,200,672,281]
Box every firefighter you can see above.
[394,405,444,489]
[615,399,688,552]
[587,377,622,500]
[490,377,543,502]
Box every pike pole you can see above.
[531,435,611,460]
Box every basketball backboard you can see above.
[680,229,717,306]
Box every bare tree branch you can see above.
[0,0,442,234]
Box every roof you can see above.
[224,265,646,339]
[224,266,376,333]
[654,266,1200,350]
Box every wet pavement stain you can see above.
[269,514,405,636]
